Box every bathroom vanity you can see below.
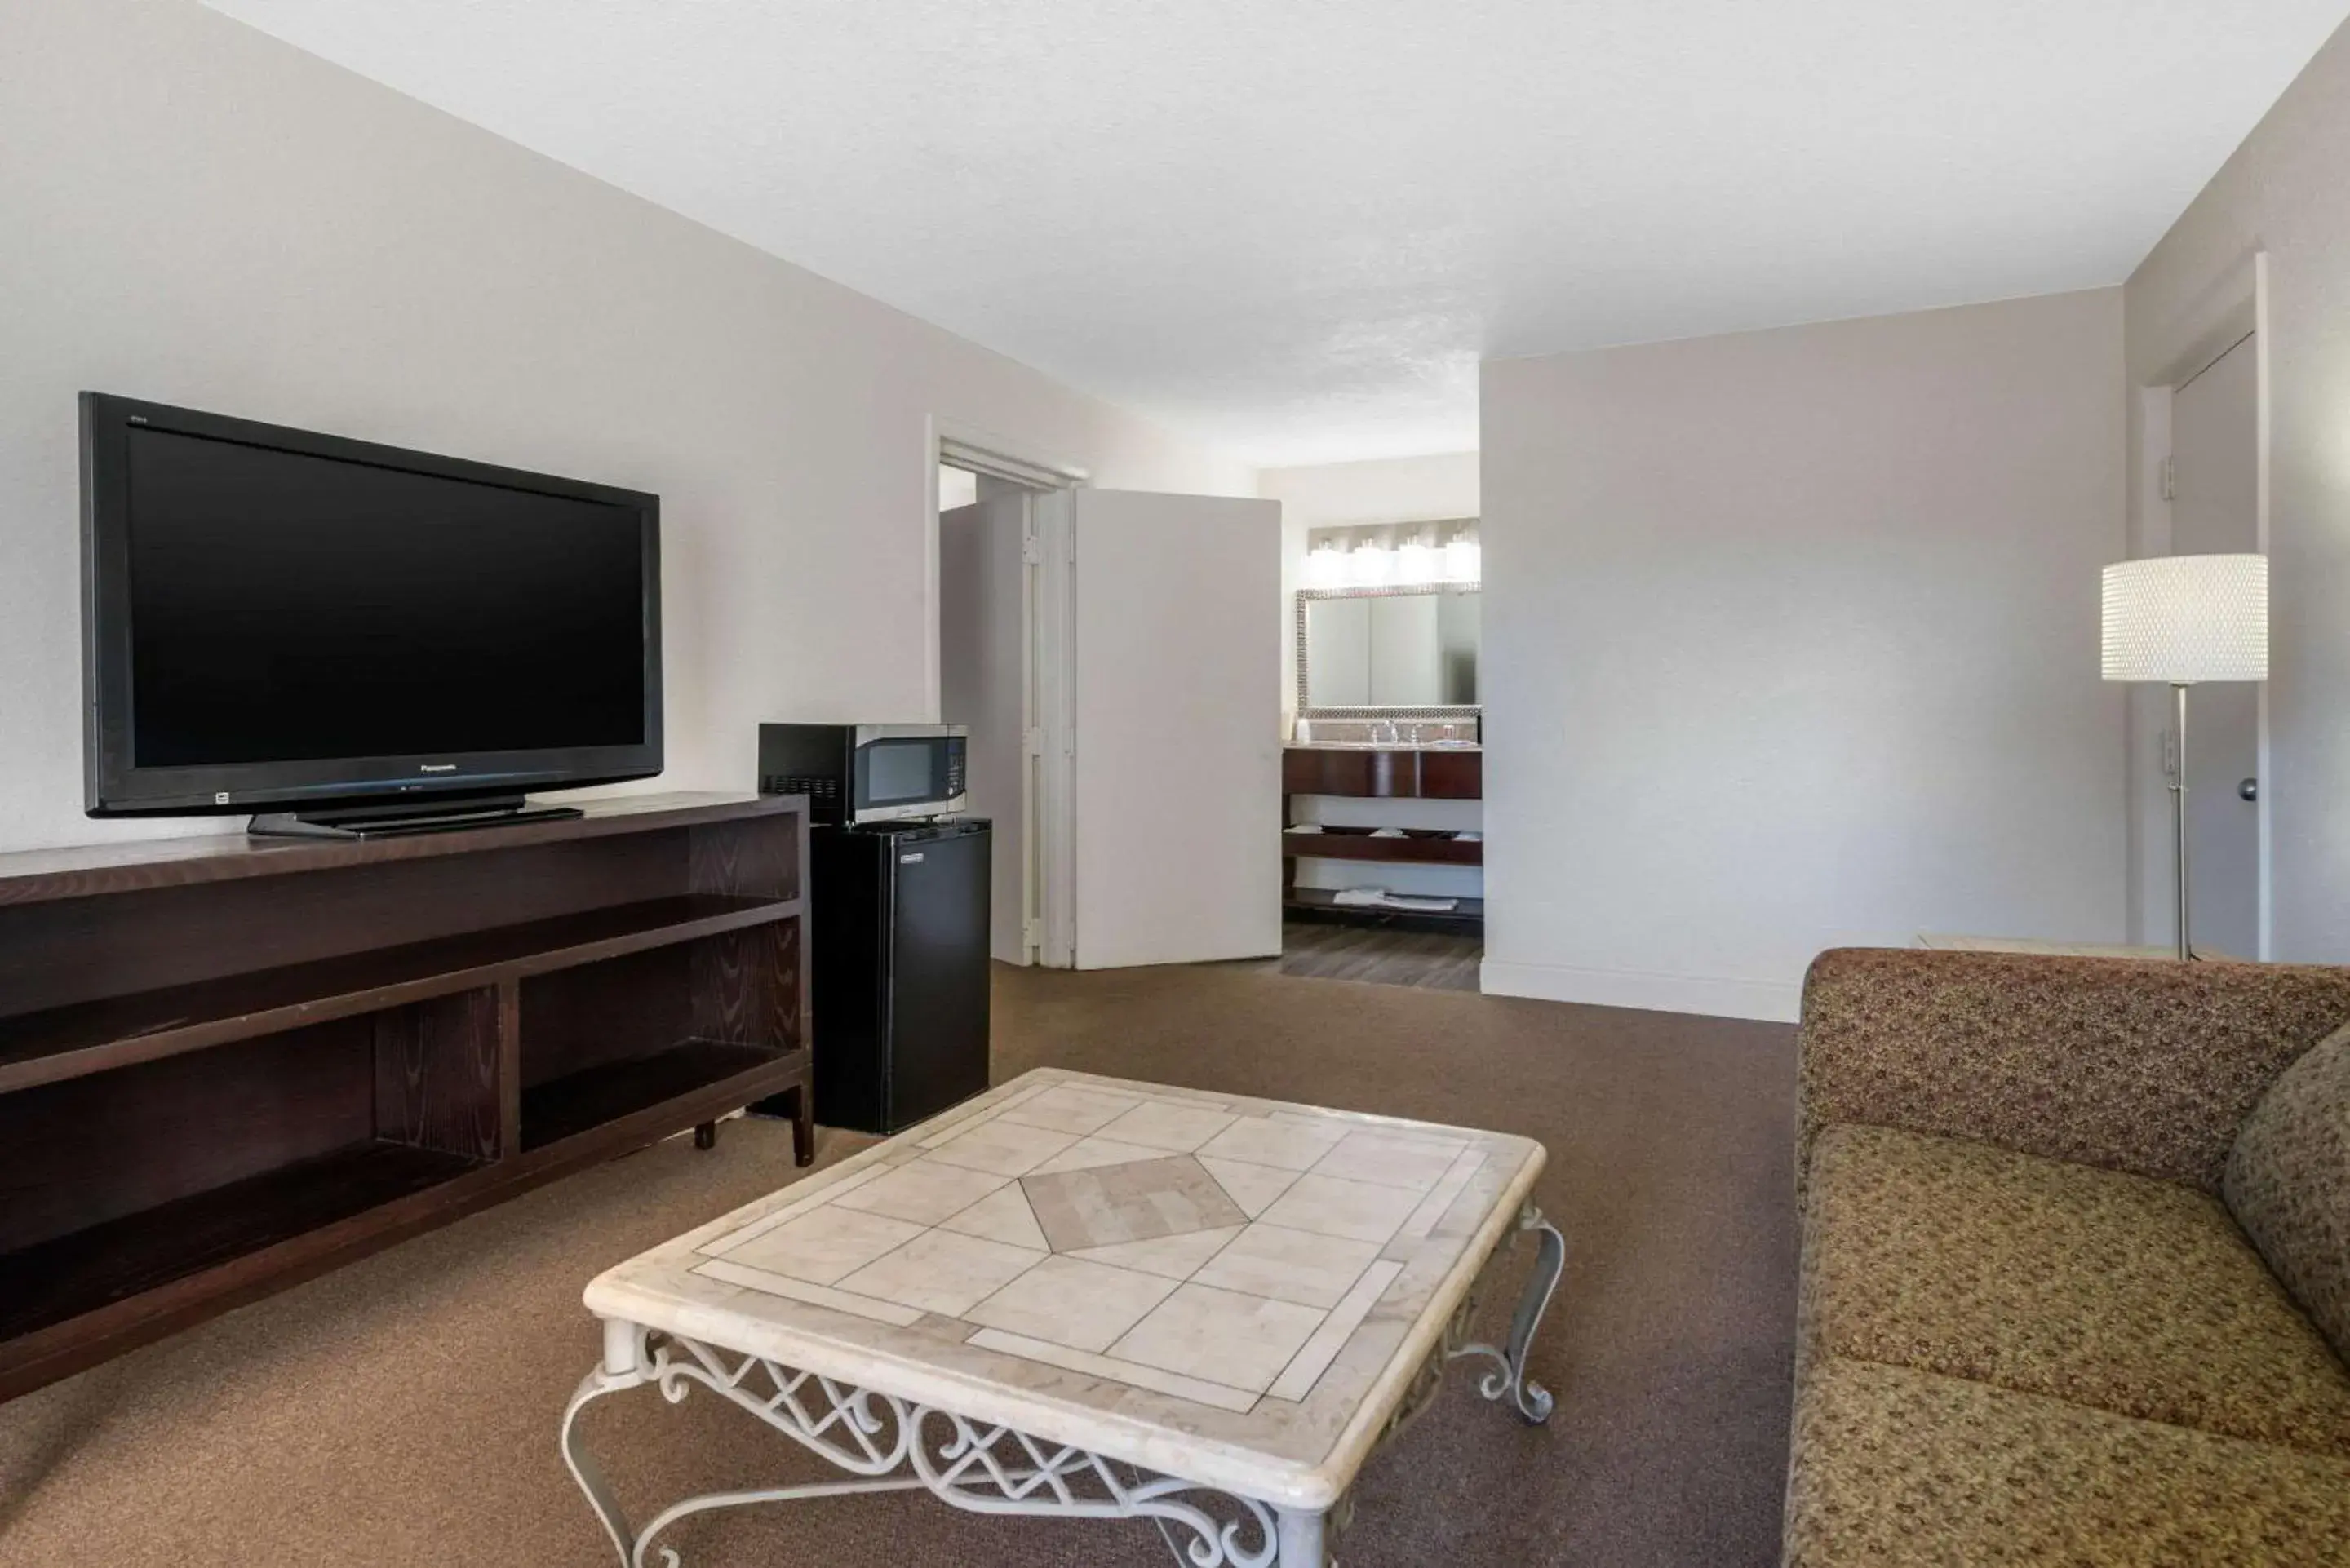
[1288,553,1484,932]
[1280,743,1483,931]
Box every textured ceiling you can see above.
[202,1,2346,465]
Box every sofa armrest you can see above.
[1798,948,2350,1194]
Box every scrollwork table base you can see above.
[561,1069,1563,1567]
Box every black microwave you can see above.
[758,723,969,824]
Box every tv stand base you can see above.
[248,795,585,840]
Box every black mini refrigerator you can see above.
[801,817,992,1134]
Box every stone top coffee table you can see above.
[564,1068,1563,1567]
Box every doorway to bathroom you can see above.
[932,431,1283,972]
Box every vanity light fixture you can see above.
[1349,540,1397,587]
[1303,541,1349,589]
[1395,532,1439,584]
[1443,531,1481,584]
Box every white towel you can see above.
[1330,888,1459,913]
[1369,827,1407,838]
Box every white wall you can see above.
[938,464,981,511]
[2125,19,2350,964]
[0,0,1250,857]
[1481,289,2129,1021]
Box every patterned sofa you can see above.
[1785,948,2350,1566]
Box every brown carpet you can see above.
[0,962,1797,1567]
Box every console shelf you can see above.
[0,793,813,1402]
[1281,827,1482,866]
[522,1039,782,1153]
[1281,886,1487,934]
[0,1142,480,1344]
[0,893,799,1094]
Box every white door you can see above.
[2169,332,2260,959]
[938,493,1035,963]
[1064,489,1282,968]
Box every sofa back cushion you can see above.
[2225,1022,2350,1361]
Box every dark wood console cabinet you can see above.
[0,792,812,1402]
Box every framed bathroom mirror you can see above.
[1297,583,1481,719]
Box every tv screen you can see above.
[81,394,662,819]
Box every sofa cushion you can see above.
[1785,1358,2350,1567]
[1798,948,2350,1195]
[1802,1123,2350,1455]
[2226,1022,2350,1362]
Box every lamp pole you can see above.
[2102,555,2265,963]
[2170,681,2191,962]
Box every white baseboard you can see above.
[1478,959,1801,1025]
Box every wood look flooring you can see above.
[1273,919,1484,991]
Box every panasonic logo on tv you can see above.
[419,763,458,773]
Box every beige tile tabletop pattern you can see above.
[585,1068,1546,1509]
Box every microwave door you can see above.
[852,733,965,822]
[864,739,935,805]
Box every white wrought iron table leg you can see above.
[562,1324,1287,1567]
[562,1364,650,1566]
[1448,1202,1565,1424]
[1275,1506,1328,1566]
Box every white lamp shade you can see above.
[2100,554,2268,683]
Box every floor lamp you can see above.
[2100,554,2268,960]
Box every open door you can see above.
[1053,489,1282,969]
[2169,333,2260,959]
[938,491,1036,964]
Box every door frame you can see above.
[927,419,1087,968]
[2128,250,2271,956]
[1029,490,1079,970]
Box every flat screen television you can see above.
[80,393,662,837]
